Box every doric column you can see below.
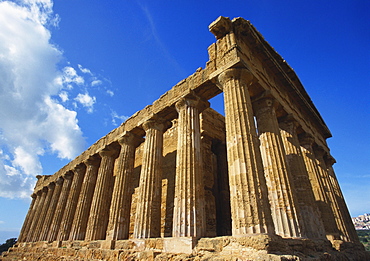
[315,147,355,243]
[299,134,339,240]
[57,164,86,241]
[325,155,359,243]
[26,189,46,242]
[85,146,119,241]
[172,95,208,238]
[279,116,326,239]
[218,68,274,236]
[106,132,141,241]
[253,97,302,238]
[133,119,164,239]
[18,193,37,242]
[47,172,73,241]
[32,183,55,241]
[69,155,101,241]
[40,178,64,241]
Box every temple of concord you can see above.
[2,16,368,260]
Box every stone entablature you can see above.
[5,16,368,261]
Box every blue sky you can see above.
[0,0,368,243]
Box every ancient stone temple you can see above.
[2,17,368,260]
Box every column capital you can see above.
[85,154,101,166]
[299,133,315,147]
[74,163,87,174]
[175,94,210,113]
[218,68,256,87]
[47,182,56,190]
[31,193,37,199]
[325,154,336,167]
[117,131,143,147]
[252,96,278,113]
[55,177,64,186]
[98,145,120,158]
[313,146,327,159]
[278,114,299,132]
[63,170,73,180]
[142,118,165,132]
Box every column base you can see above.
[5,236,369,261]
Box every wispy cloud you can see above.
[111,110,129,126]
[137,2,185,76]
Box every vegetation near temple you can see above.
[0,238,16,254]
[357,230,370,251]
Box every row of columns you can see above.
[218,68,357,242]
[19,67,357,244]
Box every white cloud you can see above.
[111,111,128,126]
[61,66,85,86]
[91,79,102,87]
[0,0,86,199]
[75,93,96,113]
[0,221,4,224]
[59,91,69,102]
[78,64,92,75]
[106,90,114,97]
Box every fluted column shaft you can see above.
[325,156,359,243]
[57,164,86,241]
[315,148,356,243]
[172,95,208,238]
[18,194,37,242]
[133,119,164,239]
[299,135,339,239]
[26,189,47,242]
[254,97,302,238]
[279,117,326,239]
[32,184,55,241]
[85,147,119,241]
[69,155,101,240]
[47,173,73,241]
[218,68,274,236]
[106,132,140,240]
[40,178,64,241]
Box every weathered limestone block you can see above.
[134,119,164,238]
[47,172,72,242]
[172,95,208,238]
[218,68,274,235]
[279,116,326,239]
[57,163,86,241]
[254,96,303,238]
[85,146,119,240]
[69,155,101,240]
[106,132,142,241]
